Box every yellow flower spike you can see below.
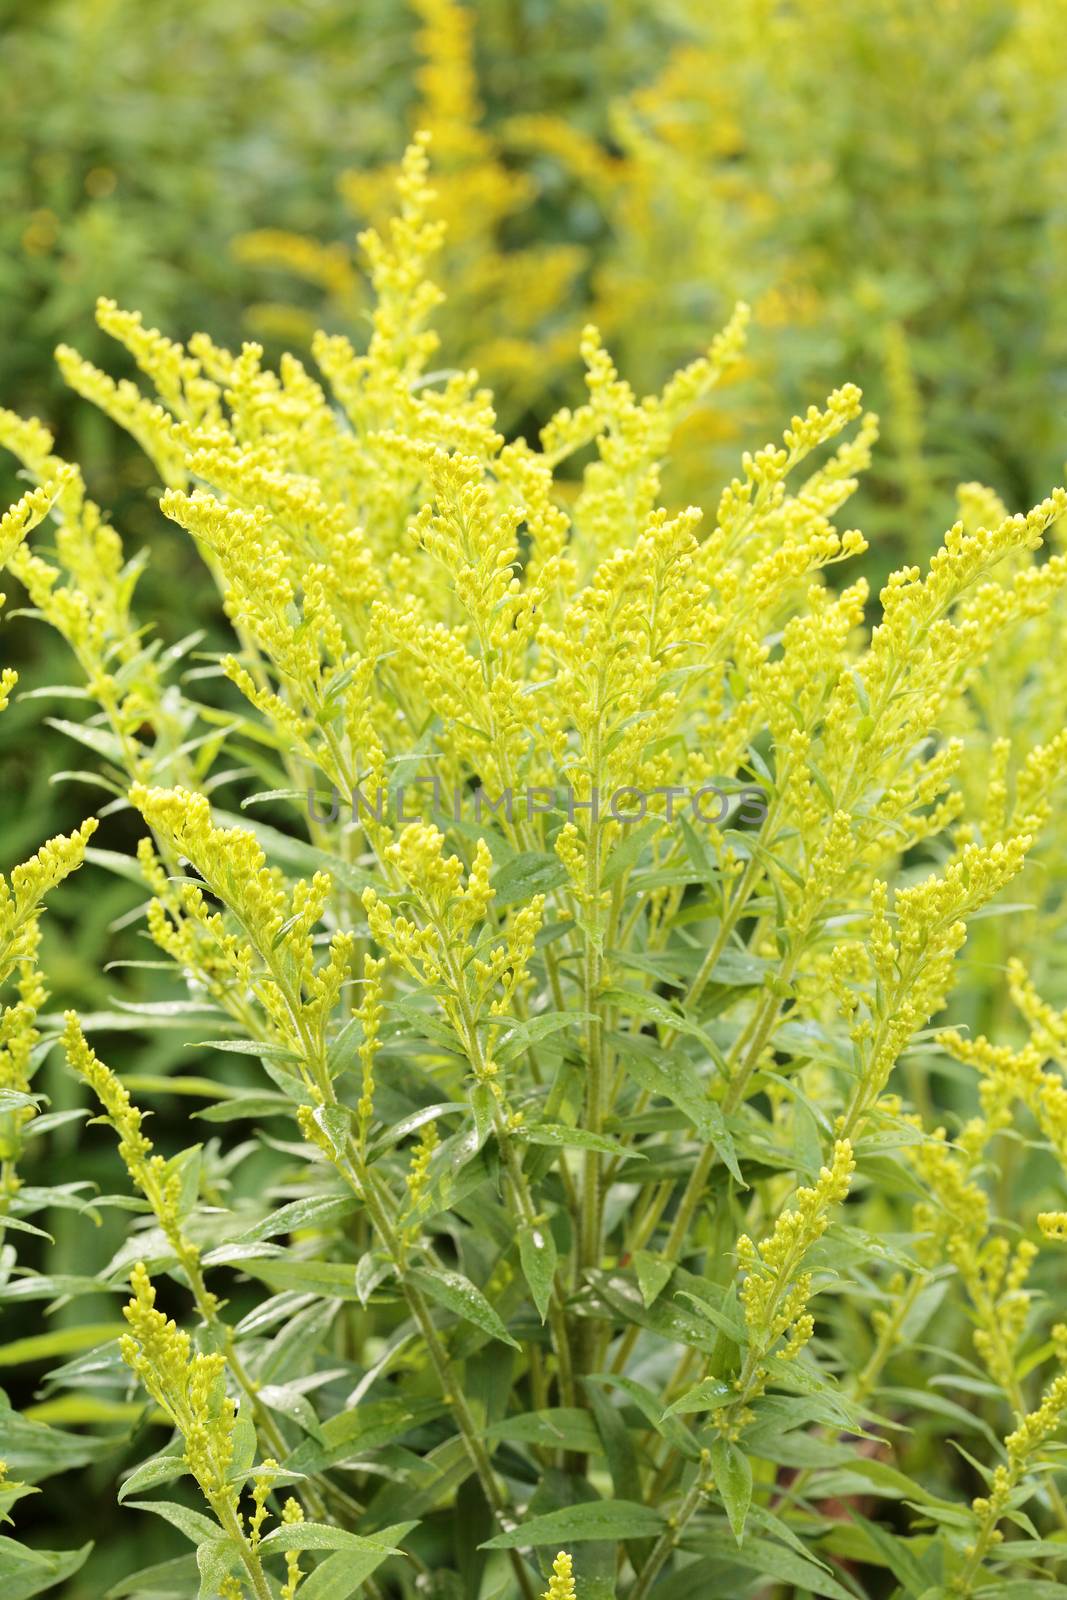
[486,893,545,1018]
[63,1012,216,1312]
[960,1354,1067,1587]
[0,477,66,567]
[248,1459,278,1549]
[234,227,360,304]
[0,925,47,1188]
[55,342,186,487]
[280,1495,305,1600]
[1008,957,1067,1063]
[0,820,97,988]
[356,954,386,1149]
[733,1140,855,1407]
[316,133,446,424]
[131,784,352,1097]
[402,1119,440,1250]
[62,1012,154,1178]
[458,837,494,933]
[94,296,220,425]
[131,785,284,931]
[542,1550,576,1600]
[120,1263,235,1501]
[0,407,58,480]
[957,480,1011,535]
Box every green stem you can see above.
[216,1498,273,1600]
[344,1145,537,1600]
[628,1463,708,1600]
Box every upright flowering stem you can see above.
[629,1462,710,1600]
[343,1144,538,1600]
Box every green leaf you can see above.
[233,1194,359,1244]
[632,1249,673,1308]
[601,818,662,885]
[284,1399,447,1478]
[193,1039,299,1060]
[664,1377,733,1416]
[258,1523,402,1555]
[0,1216,52,1242]
[371,1102,467,1151]
[496,1011,590,1061]
[312,1103,351,1159]
[0,1274,124,1305]
[518,1221,558,1322]
[117,1450,187,1503]
[484,1409,602,1455]
[0,1323,123,1368]
[483,1500,664,1549]
[409,1266,520,1349]
[256,1383,325,1441]
[294,1522,416,1598]
[687,1530,855,1599]
[710,1435,752,1544]
[119,1074,236,1100]
[104,1554,199,1598]
[600,987,710,1042]
[196,1538,239,1598]
[0,1400,117,1482]
[614,1037,743,1181]
[589,1271,719,1356]
[84,845,151,885]
[221,1258,361,1300]
[44,716,125,763]
[675,1283,748,1345]
[0,1089,42,1113]
[229,1399,258,1480]
[124,1500,221,1546]
[847,1511,929,1596]
[0,1538,92,1599]
[584,1373,702,1461]
[491,852,568,905]
[354,1250,394,1306]
[584,1381,642,1504]
[518,1123,640,1157]
[195,1094,295,1123]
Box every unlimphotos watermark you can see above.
[306,778,768,829]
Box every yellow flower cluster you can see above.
[957,1353,1067,1591]
[0,922,46,1198]
[364,823,543,1095]
[131,784,353,1093]
[542,1551,577,1600]
[62,1012,215,1310]
[120,1261,237,1499]
[832,838,1034,1137]
[734,1140,855,1407]
[0,820,98,986]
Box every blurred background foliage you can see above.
[2,0,1067,1589]
[6,0,1066,537]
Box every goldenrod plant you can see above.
[5,137,1067,1598]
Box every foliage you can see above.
[2,138,1067,1599]
[8,0,1067,546]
